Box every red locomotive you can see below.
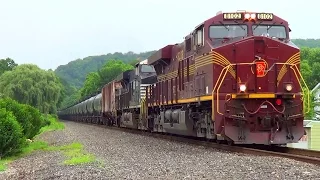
[58,11,310,145]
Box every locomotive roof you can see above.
[185,11,288,39]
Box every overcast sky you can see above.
[0,0,316,70]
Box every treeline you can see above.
[80,60,134,99]
[54,51,155,89]
[0,58,65,158]
[0,60,65,114]
[291,39,320,48]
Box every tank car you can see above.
[144,11,310,145]
[82,94,102,124]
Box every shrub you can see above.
[38,114,64,134]
[0,98,44,139]
[0,98,33,138]
[0,108,25,158]
[42,115,51,127]
[24,105,46,138]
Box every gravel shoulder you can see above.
[0,120,319,180]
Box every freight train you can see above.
[58,11,310,145]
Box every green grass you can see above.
[38,114,65,134]
[0,160,9,171]
[0,115,65,172]
[0,141,49,171]
[46,142,96,165]
[0,141,96,171]
[0,115,96,172]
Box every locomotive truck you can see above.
[58,11,310,145]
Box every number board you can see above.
[223,13,242,20]
[256,13,273,20]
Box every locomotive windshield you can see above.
[140,64,155,73]
[252,25,286,38]
[209,25,248,38]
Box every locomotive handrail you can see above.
[290,64,310,114]
[215,65,232,115]
[140,97,147,120]
[212,62,310,116]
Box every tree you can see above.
[80,72,101,98]
[97,60,134,88]
[300,47,320,89]
[300,47,320,120]
[79,59,134,99]
[56,76,80,109]
[0,108,25,158]
[300,60,312,83]
[0,58,17,76]
[292,39,320,48]
[0,64,64,114]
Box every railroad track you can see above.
[66,120,320,166]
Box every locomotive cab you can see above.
[131,63,157,107]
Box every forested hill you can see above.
[291,39,320,48]
[54,51,155,89]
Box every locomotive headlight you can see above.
[285,84,293,92]
[239,84,247,92]
[244,13,256,20]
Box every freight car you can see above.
[58,11,310,146]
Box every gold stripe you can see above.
[149,95,212,106]
[194,51,236,79]
[159,51,300,84]
[277,52,300,86]
[231,93,276,99]
[158,64,196,81]
[277,55,300,82]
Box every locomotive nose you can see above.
[232,36,298,93]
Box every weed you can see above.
[0,141,49,171]
[0,115,64,172]
[46,142,96,165]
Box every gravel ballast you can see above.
[0,120,319,180]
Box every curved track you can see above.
[63,119,320,166]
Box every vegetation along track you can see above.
[66,120,320,166]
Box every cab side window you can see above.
[195,26,204,47]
